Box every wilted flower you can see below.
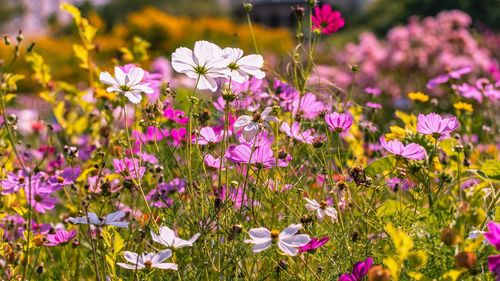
[311,5,344,35]
[151,226,200,249]
[117,250,177,270]
[99,66,154,104]
[171,40,230,92]
[244,224,311,256]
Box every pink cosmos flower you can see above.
[364,87,382,96]
[386,177,415,191]
[48,167,81,190]
[452,83,483,103]
[113,158,146,180]
[292,93,325,120]
[338,257,373,281]
[25,181,58,214]
[484,222,500,251]
[163,106,188,125]
[416,113,459,139]
[298,236,329,253]
[45,229,77,247]
[312,5,344,35]
[1,170,31,194]
[365,102,382,109]
[380,137,426,160]
[225,144,276,169]
[426,66,472,89]
[194,127,224,145]
[170,128,187,146]
[488,254,500,278]
[203,154,226,170]
[325,112,353,133]
[280,122,314,144]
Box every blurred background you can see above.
[0,0,499,100]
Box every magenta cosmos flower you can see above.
[45,229,77,246]
[488,255,500,278]
[417,113,459,139]
[225,144,289,168]
[312,5,344,35]
[380,137,426,160]
[299,236,329,253]
[338,257,373,281]
[325,112,353,133]
[484,221,500,251]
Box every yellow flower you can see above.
[408,92,429,102]
[454,102,473,112]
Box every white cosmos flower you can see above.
[304,198,338,222]
[99,66,154,104]
[233,107,279,141]
[67,211,129,228]
[223,47,265,83]
[171,40,230,92]
[151,226,201,249]
[117,250,177,270]
[244,224,311,256]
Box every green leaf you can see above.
[365,156,396,176]
[480,160,500,180]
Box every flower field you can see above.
[0,2,499,280]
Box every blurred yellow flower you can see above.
[454,102,473,112]
[408,91,429,102]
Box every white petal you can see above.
[123,251,140,264]
[304,198,319,211]
[197,75,218,92]
[114,67,127,85]
[251,240,272,253]
[248,227,271,240]
[131,84,154,94]
[99,71,118,87]
[188,233,201,244]
[279,224,302,239]
[154,263,178,270]
[280,234,311,246]
[126,67,144,86]
[117,263,144,270]
[171,47,195,73]
[277,241,299,256]
[124,91,142,104]
[233,116,252,132]
[153,249,172,263]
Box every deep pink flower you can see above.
[365,102,382,109]
[299,236,329,253]
[170,127,187,146]
[45,229,77,247]
[338,257,373,281]
[325,112,353,133]
[484,222,500,251]
[203,154,226,170]
[163,106,188,125]
[380,137,426,160]
[364,87,382,96]
[312,5,344,35]
[488,254,500,278]
[417,113,459,139]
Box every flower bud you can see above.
[408,250,427,269]
[368,265,391,281]
[454,252,476,269]
[243,3,253,12]
[440,227,460,246]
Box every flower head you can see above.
[380,137,426,160]
[151,226,200,249]
[233,107,279,141]
[68,211,129,228]
[312,5,344,35]
[99,66,154,104]
[484,222,500,251]
[45,229,77,247]
[117,250,177,270]
[325,112,353,133]
[299,236,329,253]
[244,224,311,256]
[280,122,314,144]
[304,198,338,222]
[408,92,429,103]
[417,113,459,139]
[223,47,265,83]
[338,257,373,281]
[171,40,230,92]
